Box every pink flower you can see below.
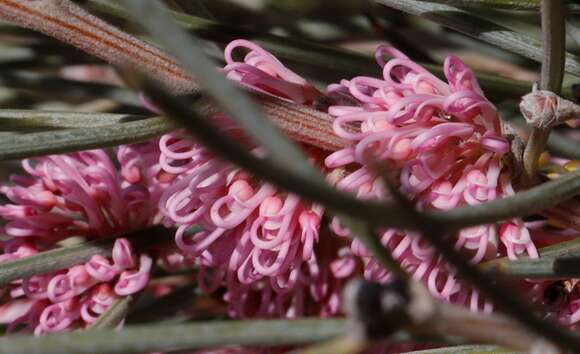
[325,45,539,311]
[158,40,357,318]
[0,142,163,334]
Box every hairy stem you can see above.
[522,0,566,185]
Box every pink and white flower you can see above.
[0,143,164,334]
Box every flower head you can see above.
[325,46,538,310]
[158,40,356,318]
[0,142,164,334]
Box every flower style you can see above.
[0,143,165,334]
[158,39,357,318]
[324,46,539,311]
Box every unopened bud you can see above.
[520,90,580,129]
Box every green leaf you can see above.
[0,110,145,130]
[0,319,347,354]
[480,238,580,278]
[377,0,580,77]
[0,116,175,160]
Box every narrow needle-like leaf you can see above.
[0,116,175,160]
[401,345,515,354]
[0,110,147,130]
[0,319,347,354]
[430,168,580,231]
[376,0,580,77]
[481,238,580,278]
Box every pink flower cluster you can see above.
[2,37,579,342]
[0,144,164,333]
[324,46,539,311]
[157,40,357,318]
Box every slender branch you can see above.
[0,226,172,285]
[415,303,545,352]
[0,319,347,354]
[522,0,566,185]
[345,279,560,352]
[420,0,539,9]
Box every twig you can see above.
[480,237,580,277]
[344,279,560,353]
[522,0,566,185]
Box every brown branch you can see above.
[0,0,195,93]
[0,0,345,151]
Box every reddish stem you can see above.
[0,0,345,151]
